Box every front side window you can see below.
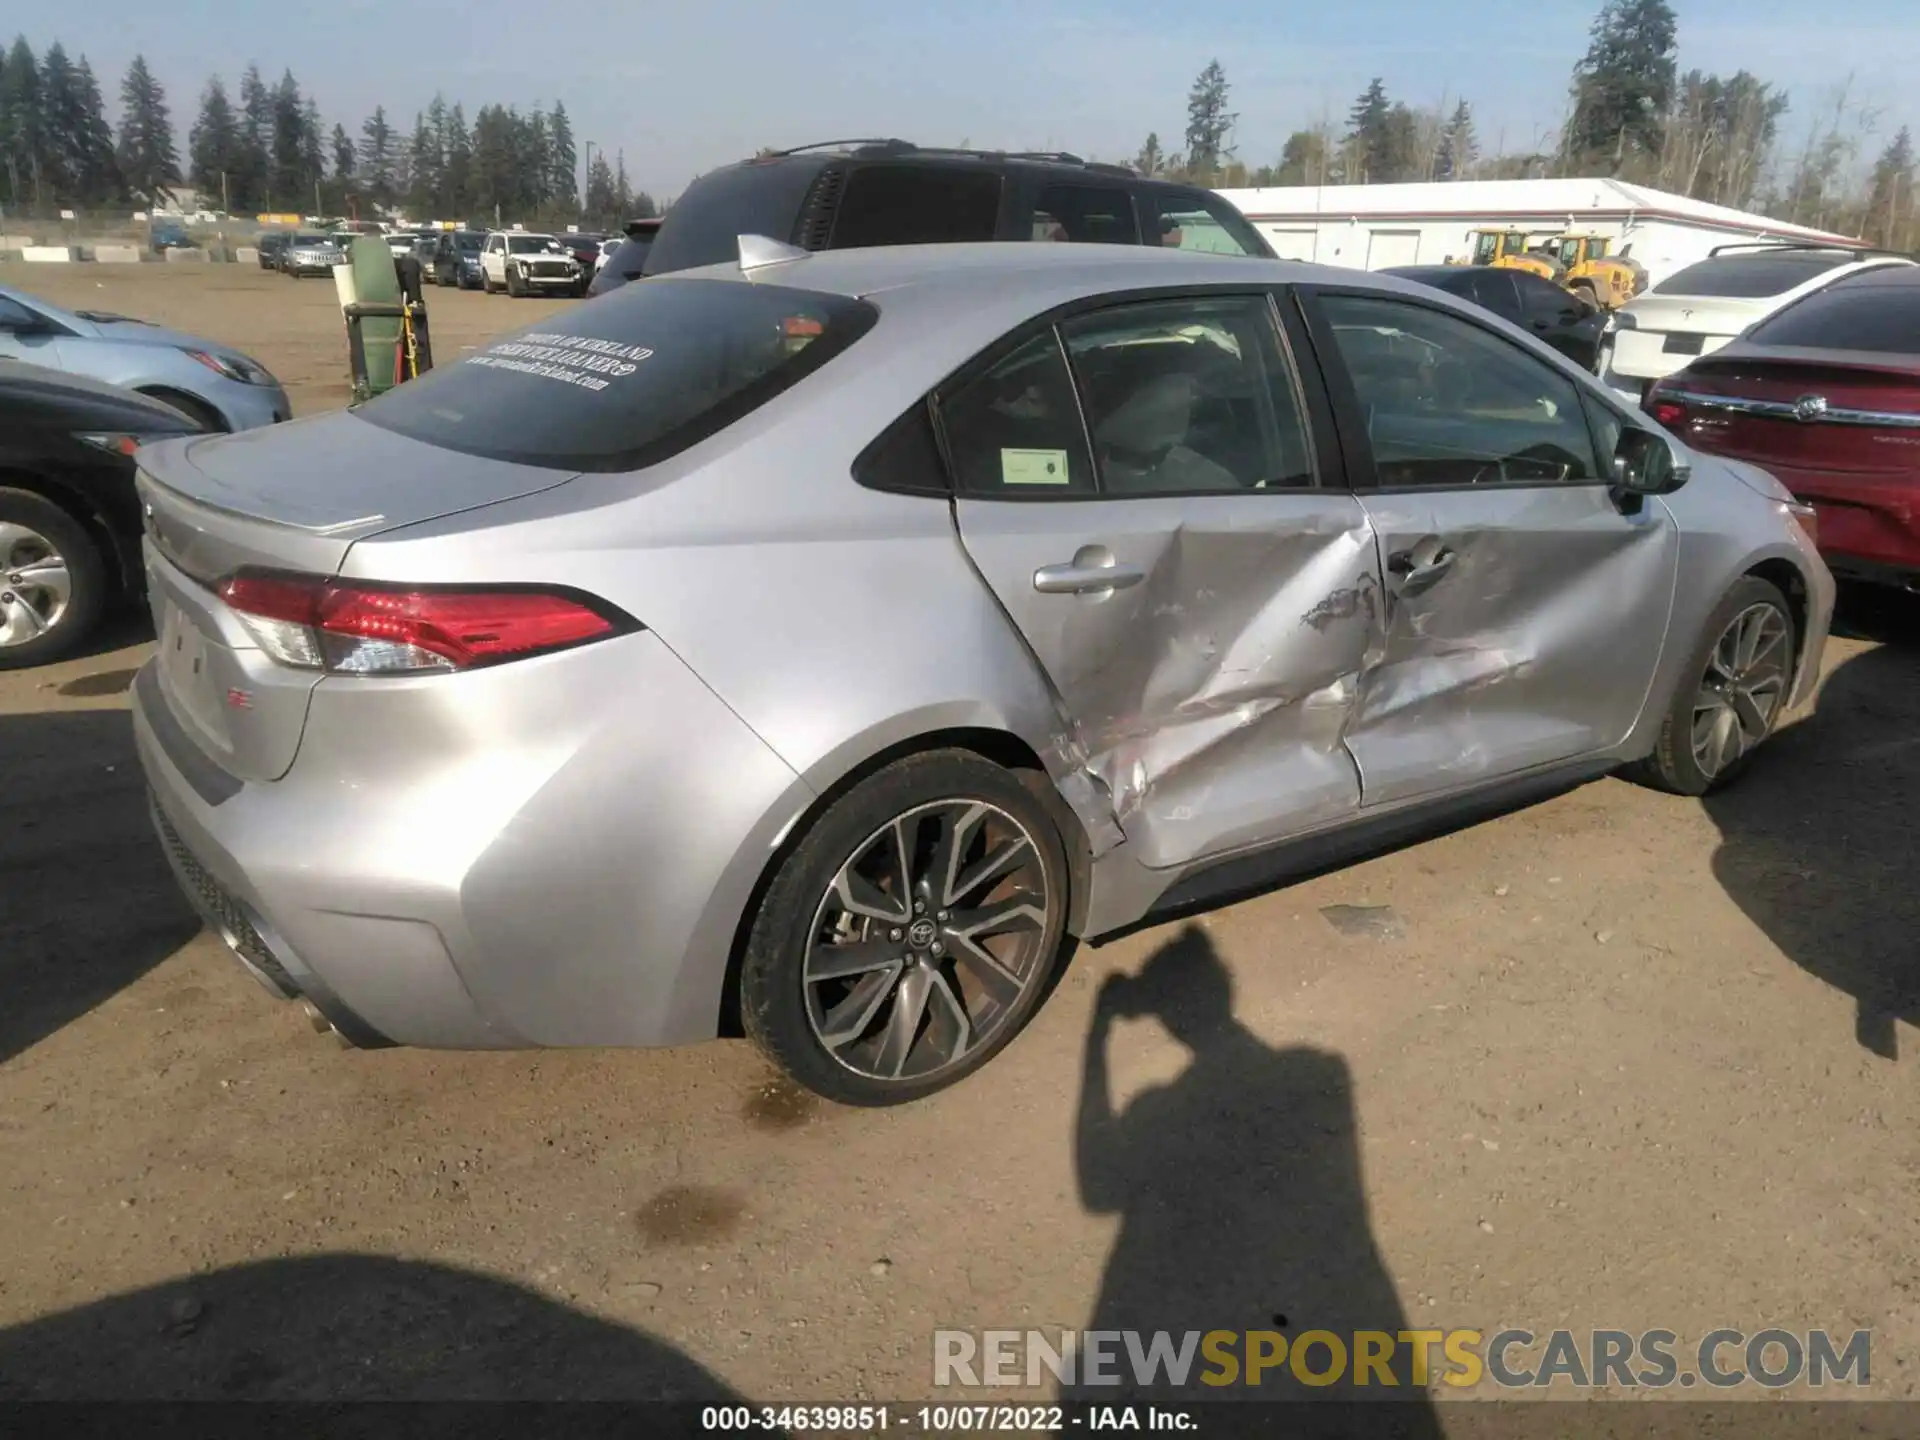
[1319,293,1601,488]
[831,164,1003,249]
[356,278,877,472]
[1144,193,1268,256]
[1062,296,1313,494]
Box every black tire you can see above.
[1626,575,1797,796]
[505,267,522,298]
[740,749,1071,1107]
[0,486,110,670]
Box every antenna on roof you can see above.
[738,234,810,276]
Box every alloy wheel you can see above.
[1691,601,1790,779]
[803,799,1053,1083]
[0,521,73,650]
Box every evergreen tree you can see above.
[442,103,472,218]
[36,42,79,202]
[236,64,272,209]
[524,108,550,207]
[1135,132,1164,178]
[547,98,576,209]
[330,122,354,180]
[612,150,632,216]
[1566,0,1679,170]
[583,148,615,222]
[631,189,658,219]
[405,109,440,214]
[1438,99,1477,180]
[188,77,239,207]
[1866,127,1916,250]
[70,57,122,204]
[1184,60,1235,180]
[270,70,306,208]
[1345,77,1392,182]
[358,105,395,204]
[116,55,180,208]
[0,36,43,209]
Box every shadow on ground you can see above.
[0,707,199,1065]
[1070,925,1442,1433]
[1704,585,1920,1059]
[0,1254,746,1426]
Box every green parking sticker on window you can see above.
[1002,448,1071,486]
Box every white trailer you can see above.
[1213,178,1863,289]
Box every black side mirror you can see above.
[1612,427,1690,496]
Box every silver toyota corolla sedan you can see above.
[131,241,1833,1105]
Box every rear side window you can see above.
[938,333,1096,496]
[1652,254,1855,298]
[831,165,1003,249]
[356,278,878,472]
[1748,283,1920,353]
[1031,184,1139,244]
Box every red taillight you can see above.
[217,570,636,674]
[1646,385,1688,429]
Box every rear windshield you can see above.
[1749,283,1920,353]
[355,278,878,472]
[643,159,826,276]
[1652,253,1856,298]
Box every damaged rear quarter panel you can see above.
[951,493,1384,872]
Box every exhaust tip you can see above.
[301,1000,335,1036]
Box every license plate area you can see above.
[157,593,231,745]
[1662,332,1705,356]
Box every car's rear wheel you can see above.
[1628,576,1796,796]
[0,488,108,670]
[740,750,1070,1106]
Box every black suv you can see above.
[588,140,1273,295]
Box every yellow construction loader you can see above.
[1547,233,1649,310]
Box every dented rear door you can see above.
[1305,288,1678,809]
[944,290,1384,872]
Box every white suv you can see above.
[479,231,581,297]
[1601,244,1913,401]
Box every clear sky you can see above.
[21,0,1918,200]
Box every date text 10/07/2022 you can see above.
[700,1405,1197,1431]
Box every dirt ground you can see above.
[1,264,1915,1416]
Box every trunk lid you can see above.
[1664,350,1920,477]
[135,410,580,783]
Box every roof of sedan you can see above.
[671,240,1342,302]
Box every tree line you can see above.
[1145,0,1916,249]
[0,35,658,227]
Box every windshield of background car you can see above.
[508,236,558,254]
[642,158,825,275]
[455,233,483,251]
[355,278,879,472]
[1747,281,1920,353]
[1652,253,1856,298]
[293,233,330,246]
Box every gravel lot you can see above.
[1,263,1915,1415]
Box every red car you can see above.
[1645,266,1920,594]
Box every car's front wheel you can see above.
[1628,575,1797,795]
[740,750,1071,1106]
[0,487,108,670]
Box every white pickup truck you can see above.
[479,232,581,297]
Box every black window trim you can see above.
[912,283,1332,504]
[1297,283,1620,496]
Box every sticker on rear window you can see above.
[463,332,657,392]
[1001,448,1071,485]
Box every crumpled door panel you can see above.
[953,493,1385,872]
[1345,484,1678,808]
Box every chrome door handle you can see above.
[1387,544,1456,595]
[1032,561,1146,594]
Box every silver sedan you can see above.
[0,282,290,431]
[130,241,1833,1104]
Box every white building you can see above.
[1214,178,1862,287]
